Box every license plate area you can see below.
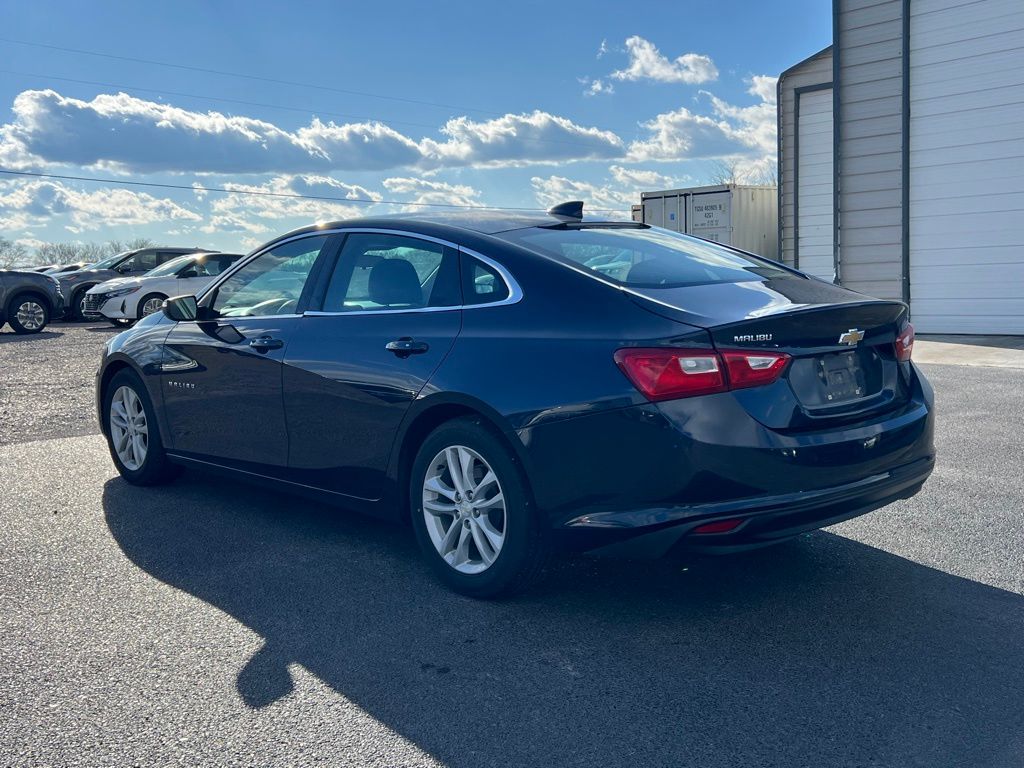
[787,348,883,409]
[819,351,865,403]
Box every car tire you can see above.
[103,369,180,486]
[409,417,550,598]
[137,293,167,320]
[67,286,94,322]
[6,293,49,334]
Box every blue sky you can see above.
[0,0,831,254]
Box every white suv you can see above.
[84,252,243,324]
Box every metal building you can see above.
[639,184,778,260]
[779,0,1024,334]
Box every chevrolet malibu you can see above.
[96,204,934,597]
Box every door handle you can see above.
[385,337,429,358]
[249,336,284,352]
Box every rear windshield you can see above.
[500,226,790,288]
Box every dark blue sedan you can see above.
[96,203,934,597]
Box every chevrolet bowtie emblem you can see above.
[838,328,865,346]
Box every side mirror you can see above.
[179,269,198,278]
[163,295,199,321]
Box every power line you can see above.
[0,168,620,213]
[0,37,502,117]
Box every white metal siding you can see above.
[837,0,905,302]
[909,0,1024,333]
[779,48,833,267]
[797,89,835,280]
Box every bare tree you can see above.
[750,163,778,186]
[707,158,746,185]
[706,157,778,187]
[0,237,29,268]
[30,237,158,266]
[106,237,154,255]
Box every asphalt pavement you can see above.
[1,323,1022,767]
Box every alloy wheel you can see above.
[141,297,164,317]
[422,445,506,574]
[109,385,149,471]
[15,301,45,331]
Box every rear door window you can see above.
[461,256,509,304]
[321,234,460,312]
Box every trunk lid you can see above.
[629,276,912,430]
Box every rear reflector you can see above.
[692,518,744,534]
[615,348,790,402]
[895,323,914,362]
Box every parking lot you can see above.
[1,322,1022,767]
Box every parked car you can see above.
[44,263,89,275]
[0,269,65,333]
[59,247,208,321]
[84,252,244,325]
[95,204,935,597]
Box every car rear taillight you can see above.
[895,323,914,362]
[721,351,790,390]
[615,348,790,402]
[613,349,726,401]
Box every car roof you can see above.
[254,209,623,251]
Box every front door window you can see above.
[211,236,330,317]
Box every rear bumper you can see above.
[519,364,935,557]
[559,454,933,558]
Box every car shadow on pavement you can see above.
[102,472,1024,768]
[0,330,63,341]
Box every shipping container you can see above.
[638,184,779,260]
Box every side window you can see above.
[212,236,330,317]
[461,256,510,305]
[322,234,459,312]
[156,251,183,266]
[131,251,159,272]
[211,255,241,275]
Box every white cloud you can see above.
[627,107,739,162]
[0,90,625,175]
[581,78,615,97]
[0,179,200,232]
[627,74,778,162]
[701,77,778,156]
[611,36,718,84]
[14,237,47,249]
[609,165,675,189]
[597,39,609,59]
[530,175,633,218]
[201,175,369,235]
[422,111,623,168]
[747,75,778,104]
[289,175,381,202]
[382,177,481,210]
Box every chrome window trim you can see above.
[195,228,523,316]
